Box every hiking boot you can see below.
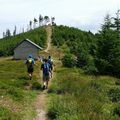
[43,85,46,90]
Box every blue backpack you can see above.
[43,63,50,75]
[48,59,53,68]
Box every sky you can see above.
[0,0,120,38]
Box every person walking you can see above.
[48,55,53,78]
[41,58,50,90]
[26,54,35,80]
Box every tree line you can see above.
[52,10,120,77]
[0,27,47,56]
[95,10,120,77]
[2,15,55,38]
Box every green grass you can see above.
[0,58,42,119]
[48,63,120,120]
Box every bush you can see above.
[62,54,76,68]
[95,58,111,75]
[108,88,120,102]
[76,52,88,68]
[83,56,98,74]
[115,79,120,85]
[113,105,120,117]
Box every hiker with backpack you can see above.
[48,55,53,78]
[25,54,35,80]
[41,58,50,90]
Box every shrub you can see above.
[62,54,76,68]
[76,53,88,68]
[115,79,120,85]
[108,88,120,102]
[83,56,98,74]
[95,59,109,74]
[113,105,120,117]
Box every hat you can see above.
[28,54,33,58]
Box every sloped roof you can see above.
[14,39,43,50]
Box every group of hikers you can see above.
[25,54,53,90]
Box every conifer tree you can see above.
[39,15,43,27]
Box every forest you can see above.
[52,11,120,77]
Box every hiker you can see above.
[41,58,50,90]
[48,55,53,78]
[25,54,35,80]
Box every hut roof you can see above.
[14,39,43,50]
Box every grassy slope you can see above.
[0,57,43,119]
[0,25,120,120]
[47,46,120,120]
[0,26,47,119]
[48,64,120,120]
[0,27,47,56]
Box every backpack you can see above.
[43,63,50,75]
[27,58,33,68]
[48,59,53,68]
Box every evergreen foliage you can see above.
[62,54,76,68]
[52,25,97,74]
[52,11,120,77]
[0,27,47,56]
[96,29,120,77]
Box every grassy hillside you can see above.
[0,27,47,56]
[47,28,120,120]
[0,24,120,120]
[52,25,120,77]
[48,60,120,120]
[0,58,42,119]
[52,25,97,74]
[52,25,97,54]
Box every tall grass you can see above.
[48,65,120,120]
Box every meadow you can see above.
[48,61,120,120]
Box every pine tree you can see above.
[44,16,50,25]
[111,10,120,31]
[39,15,43,27]
[13,26,17,36]
[6,29,11,37]
[33,18,38,29]
[29,21,32,30]
[101,14,111,32]
[51,17,55,25]
[3,32,5,38]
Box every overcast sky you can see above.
[0,0,120,38]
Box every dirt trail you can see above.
[33,92,48,120]
[44,25,52,53]
[33,25,52,120]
